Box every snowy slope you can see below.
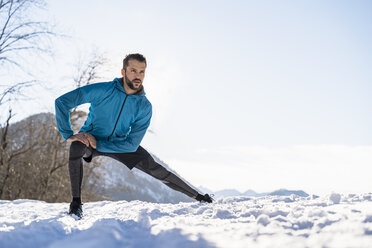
[1,193,372,248]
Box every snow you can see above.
[1,194,372,248]
[329,193,342,204]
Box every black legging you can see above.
[68,141,199,200]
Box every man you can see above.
[55,53,212,218]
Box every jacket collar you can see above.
[114,77,145,96]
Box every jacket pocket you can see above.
[115,127,131,139]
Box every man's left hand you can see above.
[83,132,97,149]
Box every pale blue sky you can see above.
[4,0,372,195]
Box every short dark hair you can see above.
[123,53,147,71]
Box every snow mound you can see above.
[1,193,372,248]
[329,193,342,204]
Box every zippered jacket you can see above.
[55,77,152,153]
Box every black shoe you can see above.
[195,193,214,203]
[69,201,83,218]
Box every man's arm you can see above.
[104,102,152,152]
[55,83,110,140]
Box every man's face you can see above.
[121,59,146,91]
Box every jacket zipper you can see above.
[107,95,128,141]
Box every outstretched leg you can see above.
[134,155,199,199]
[90,145,212,202]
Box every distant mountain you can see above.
[214,189,242,198]
[199,187,309,198]
[269,189,309,197]
[242,189,267,197]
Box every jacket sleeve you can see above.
[107,101,152,152]
[55,83,109,140]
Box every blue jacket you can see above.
[55,77,152,153]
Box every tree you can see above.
[0,0,53,68]
[0,0,60,201]
[0,0,55,120]
[0,0,55,199]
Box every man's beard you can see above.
[125,74,142,90]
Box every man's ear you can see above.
[121,68,125,76]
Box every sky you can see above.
[2,0,372,195]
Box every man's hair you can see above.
[123,53,147,71]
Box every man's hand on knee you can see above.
[83,132,97,149]
[67,132,96,148]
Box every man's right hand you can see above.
[67,132,97,149]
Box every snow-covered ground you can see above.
[1,193,372,248]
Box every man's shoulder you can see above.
[135,95,152,116]
[141,95,152,108]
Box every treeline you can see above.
[0,110,107,202]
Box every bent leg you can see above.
[135,155,199,199]
[69,141,88,198]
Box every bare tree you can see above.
[69,49,108,125]
[0,0,53,68]
[0,0,55,199]
[0,110,38,199]
[73,50,107,88]
[0,81,37,199]
[0,0,55,120]
[0,113,71,201]
[0,81,34,106]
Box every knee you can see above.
[69,141,87,160]
[146,158,170,180]
[152,167,171,180]
[135,155,153,170]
